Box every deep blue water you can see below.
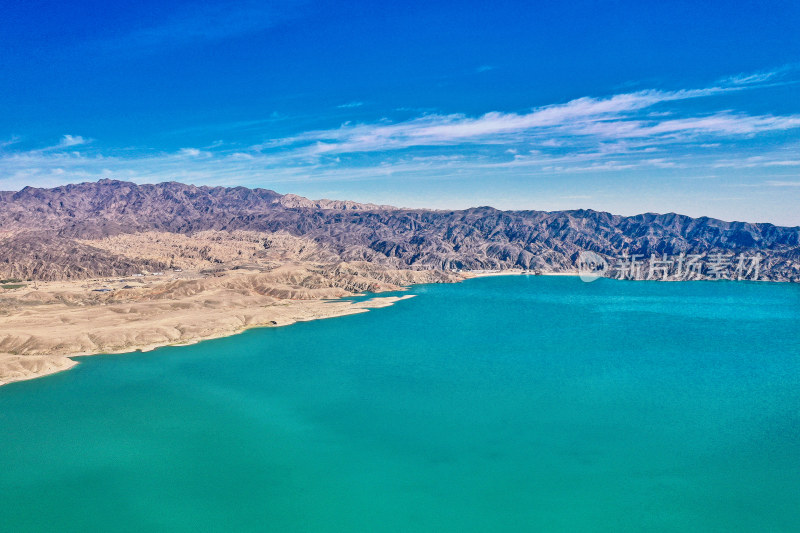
[1,276,798,532]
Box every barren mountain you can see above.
[1,179,798,281]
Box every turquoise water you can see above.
[1,276,799,532]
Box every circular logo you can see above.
[576,251,608,283]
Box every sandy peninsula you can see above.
[0,262,461,386]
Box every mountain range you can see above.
[1,179,798,282]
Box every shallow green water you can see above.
[1,276,799,532]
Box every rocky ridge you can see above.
[0,179,798,282]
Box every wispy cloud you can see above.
[11,134,92,154]
[724,70,780,86]
[2,67,800,198]
[765,180,800,187]
[91,1,305,53]
[260,83,798,157]
[712,153,800,169]
[58,135,89,148]
[178,147,210,158]
[337,101,364,109]
[721,64,800,86]
[0,136,21,148]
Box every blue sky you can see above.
[1,0,799,225]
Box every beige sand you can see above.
[0,262,459,387]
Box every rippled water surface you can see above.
[1,276,798,532]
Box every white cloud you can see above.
[725,71,779,86]
[765,160,800,167]
[713,155,800,169]
[59,135,89,148]
[0,136,21,148]
[766,180,800,187]
[721,64,800,86]
[2,67,799,198]
[260,83,798,158]
[20,134,92,153]
[178,147,210,157]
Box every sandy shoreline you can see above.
[0,265,584,388]
[466,269,582,277]
[0,263,457,387]
[0,293,417,388]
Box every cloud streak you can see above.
[259,84,799,158]
[90,1,305,53]
[2,68,799,199]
